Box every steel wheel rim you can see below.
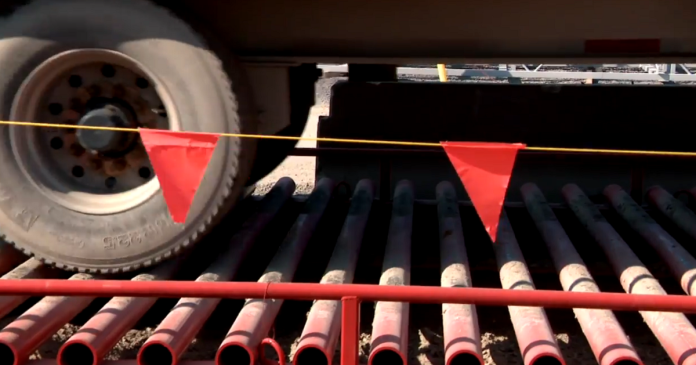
[10,49,180,215]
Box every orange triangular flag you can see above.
[441,141,525,242]
[140,129,220,224]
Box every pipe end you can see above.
[528,354,565,365]
[216,343,254,365]
[138,342,175,365]
[369,348,406,365]
[0,343,18,365]
[58,341,97,365]
[611,359,643,365]
[294,345,330,365]
[446,350,484,365]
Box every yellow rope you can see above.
[2,119,696,157]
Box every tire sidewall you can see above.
[0,0,247,270]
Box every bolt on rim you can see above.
[10,49,181,214]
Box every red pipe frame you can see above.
[1,279,695,312]
[3,278,696,365]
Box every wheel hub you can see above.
[76,105,132,154]
[8,49,178,214]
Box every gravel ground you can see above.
[15,71,682,364]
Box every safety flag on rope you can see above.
[139,129,220,224]
[441,142,526,242]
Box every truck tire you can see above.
[0,0,259,273]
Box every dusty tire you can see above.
[0,0,258,273]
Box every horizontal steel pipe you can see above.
[1,280,696,313]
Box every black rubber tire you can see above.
[0,0,258,273]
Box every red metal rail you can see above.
[0,280,695,312]
[2,279,696,365]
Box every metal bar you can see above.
[139,178,295,365]
[340,297,360,365]
[368,181,414,365]
[3,281,696,313]
[294,180,374,365]
[563,184,696,365]
[215,178,335,365]
[520,183,642,365]
[647,185,696,240]
[0,273,97,365]
[493,211,564,365]
[58,261,180,365]
[604,184,696,296]
[436,181,483,365]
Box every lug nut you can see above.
[113,84,126,99]
[112,158,127,172]
[133,98,151,116]
[69,143,85,157]
[69,98,84,114]
[88,159,103,170]
[87,85,101,97]
[75,87,91,102]
[98,81,114,98]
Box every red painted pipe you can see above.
[368,181,413,365]
[258,338,286,365]
[215,178,336,365]
[294,180,374,365]
[493,211,565,365]
[436,182,483,365]
[0,273,97,365]
[521,183,642,365]
[341,297,361,365]
[3,279,696,313]
[138,177,295,365]
[0,259,59,319]
[58,260,180,365]
[564,184,696,365]
[605,184,696,296]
